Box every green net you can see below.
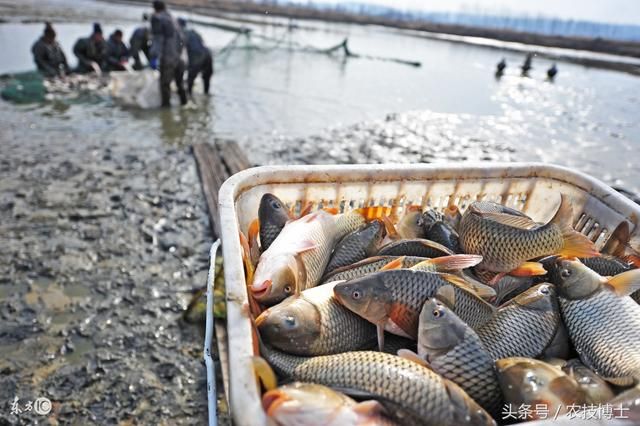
[0,71,46,104]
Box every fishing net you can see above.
[0,71,46,104]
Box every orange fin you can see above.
[239,231,255,285]
[439,272,496,300]
[605,269,640,296]
[397,349,431,369]
[622,254,640,268]
[298,202,313,218]
[550,194,599,259]
[414,254,483,272]
[322,207,339,215]
[381,215,399,239]
[380,256,405,271]
[510,261,547,277]
[248,219,261,265]
[251,356,277,392]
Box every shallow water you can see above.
[1,1,639,192]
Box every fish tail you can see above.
[550,194,599,258]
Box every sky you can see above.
[290,0,640,26]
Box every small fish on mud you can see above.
[550,257,640,385]
[476,283,560,360]
[262,382,393,426]
[256,282,376,356]
[495,357,588,421]
[325,220,386,273]
[459,195,598,273]
[252,209,365,305]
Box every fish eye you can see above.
[540,286,550,295]
[560,269,572,279]
[352,290,361,300]
[284,285,293,294]
[271,201,281,209]
[284,316,296,327]
[433,308,444,318]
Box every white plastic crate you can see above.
[214,162,640,426]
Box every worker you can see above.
[150,1,187,107]
[521,53,533,76]
[31,22,70,78]
[547,63,558,80]
[178,18,214,96]
[73,23,108,74]
[105,30,130,71]
[495,58,506,78]
[130,14,151,70]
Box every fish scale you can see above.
[384,270,494,334]
[311,284,377,354]
[476,288,560,360]
[460,210,563,272]
[559,289,640,381]
[428,328,503,416]
[262,347,492,426]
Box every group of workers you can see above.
[30,1,213,107]
[495,53,558,80]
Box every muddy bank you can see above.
[0,102,229,424]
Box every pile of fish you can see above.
[238,193,640,425]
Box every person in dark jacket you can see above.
[31,22,70,77]
[73,23,108,74]
[178,18,214,95]
[130,14,151,70]
[150,1,187,107]
[105,30,130,71]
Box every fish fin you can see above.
[601,375,636,387]
[439,272,496,300]
[352,400,384,416]
[397,349,430,368]
[417,254,483,272]
[248,219,261,264]
[322,207,339,215]
[477,211,539,230]
[376,323,385,352]
[605,269,640,296]
[419,239,454,255]
[239,231,255,284]
[381,215,399,239]
[435,285,456,309]
[251,356,277,392]
[294,240,317,254]
[300,211,321,223]
[298,202,313,218]
[380,256,405,271]
[622,254,640,268]
[510,262,547,277]
[549,194,599,258]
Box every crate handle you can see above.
[204,239,221,426]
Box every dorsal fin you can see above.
[380,256,405,271]
[477,212,539,230]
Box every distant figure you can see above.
[495,58,506,78]
[105,30,130,71]
[31,22,70,78]
[521,53,533,76]
[150,1,187,107]
[178,18,214,96]
[73,23,108,74]
[547,63,558,80]
[130,14,151,70]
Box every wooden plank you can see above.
[192,140,252,415]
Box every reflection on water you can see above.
[1,5,639,191]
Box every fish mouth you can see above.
[252,280,272,300]
[262,390,291,416]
